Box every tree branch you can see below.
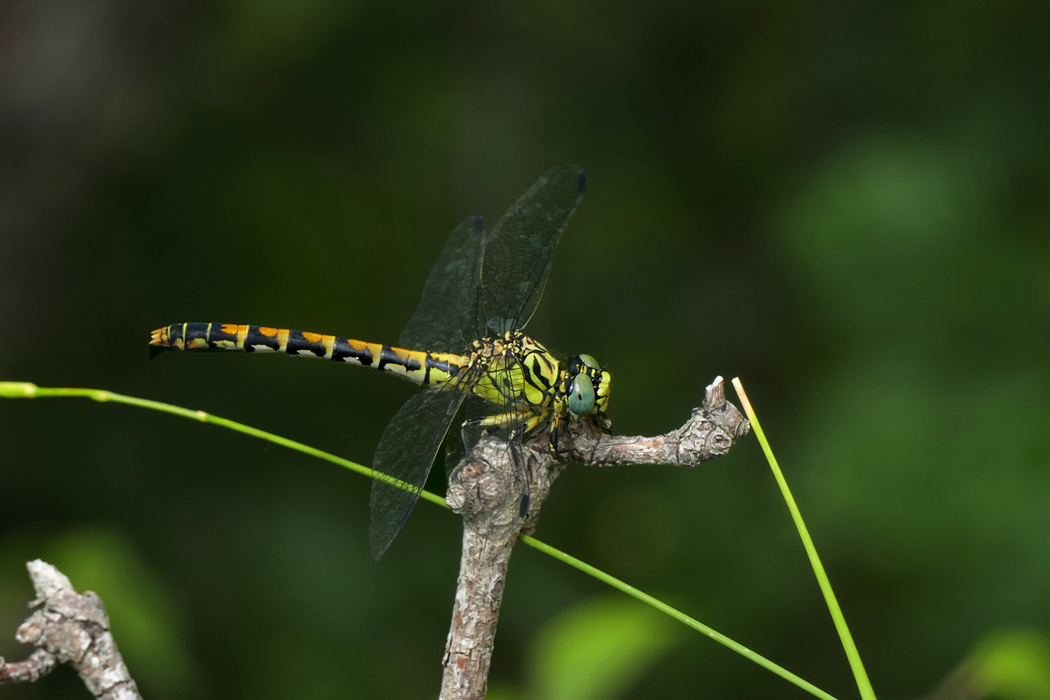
[439,376,750,699]
[0,560,142,699]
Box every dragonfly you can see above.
[150,164,612,560]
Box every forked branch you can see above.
[0,560,141,700]
[440,376,750,700]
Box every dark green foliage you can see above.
[1,1,1048,698]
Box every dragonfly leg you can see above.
[550,406,578,451]
[550,410,612,451]
[462,408,550,442]
[460,408,535,444]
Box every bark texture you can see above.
[0,560,142,699]
[439,376,750,699]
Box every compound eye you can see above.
[578,354,599,369]
[567,373,595,416]
[570,354,599,373]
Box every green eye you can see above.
[578,354,599,369]
[568,373,595,415]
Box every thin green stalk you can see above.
[520,535,838,700]
[2,381,837,699]
[0,383,442,505]
[731,377,877,700]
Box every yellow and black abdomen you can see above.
[149,323,467,387]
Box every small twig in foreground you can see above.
[0,560,142,700]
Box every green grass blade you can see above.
[2,381,837,699]
[0,382,443,505]
[731,377,877,700]
[521,535,839,700]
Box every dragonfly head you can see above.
[565,354,611,418]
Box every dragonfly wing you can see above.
[478,164,587,335]
[369,382,468,560]
[399,215,484,353]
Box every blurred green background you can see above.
[2,1,1049,698]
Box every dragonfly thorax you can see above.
[465,331,611,449]
[467,331,560,414]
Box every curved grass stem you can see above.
[1,381,837,699]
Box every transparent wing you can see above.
[369,380,469,560]
[445,354,531,539]
[399,215,484,353]
[478,164,587,335]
